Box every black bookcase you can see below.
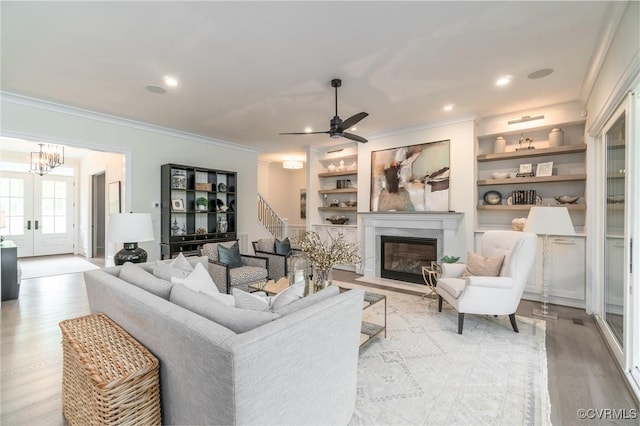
[160,163,237,259]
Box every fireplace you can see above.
[380,236,437,284]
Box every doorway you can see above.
[0,171,74,257]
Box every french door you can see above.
[0,171,74,257]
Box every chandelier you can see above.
[30,143,64,176]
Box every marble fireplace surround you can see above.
[359,212,464,281]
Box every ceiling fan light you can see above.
[330,133,342,139]
[283,159,303,169]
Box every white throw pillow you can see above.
[270,281,305,311]
[171,263,233,306]
[171,253,194,272]
[232,288,271,311]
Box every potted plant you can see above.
[196,197,208,211]
[440,255,460,264]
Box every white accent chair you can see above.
[436,230,537,334]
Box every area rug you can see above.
[19,255,99,279]
[341,283,550,426]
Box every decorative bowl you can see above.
[344,200,357,207]
[491,172,510,179]
[483,190,502,205]
[554,195,579,204]
[326,216,349,225]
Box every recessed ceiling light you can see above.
[146,85,166,94]
[444,104,454,112]
[495,75,512,86]
[163,75,178,87]
[528,68,554,79]
[304,127,312,133]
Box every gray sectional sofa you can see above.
[84,261,364,425]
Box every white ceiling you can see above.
[0,1,619,163]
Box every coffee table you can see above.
[249,279,387,348]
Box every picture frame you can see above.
[536,161,553,177]
[370,139,450,212]
[108,181,121,214]
[171,199,185,212]
[519,163,533,174]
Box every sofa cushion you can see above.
[437,277,466,299]
[270,281,305,311]
[170,284,280,333]
[232,288,270,311]
[274,237,292,255]
[119,262,173,300]
[218,242,243,268]
[462,251,505,277]
[255,238,276,253]
[273,285,340,316]
[171,263,234,306]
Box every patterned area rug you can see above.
[343,283,550,426]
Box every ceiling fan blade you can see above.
[337,112,368,132]
[279,131,329,135]
[341,132,368,143]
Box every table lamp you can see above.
[523,206,575,319]
[108,213,155,265]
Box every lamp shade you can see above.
[108,213,154,243]
[524,206,575,236]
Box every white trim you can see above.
[0,91,260,154]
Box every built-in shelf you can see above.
[477,144,587,162]
[477,174,586,186]
[478,204,586,211]
[318,188,357,194]
[318,207,357,212]
[318,170,358,177]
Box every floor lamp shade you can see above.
[523,206,576,236]
[524,206,575,320]
[108,213,155,265]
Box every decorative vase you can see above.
[336,160,346,172]
[548,128,564,147]
[327,163,336,173]
[217,217,228,233]
[314,268,333,292]
[493,136,506,153]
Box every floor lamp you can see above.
[523,206,575,320]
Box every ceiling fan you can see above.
[280,79,369,143]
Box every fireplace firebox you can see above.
[380,236,437,284]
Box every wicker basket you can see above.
[60,314,161,426]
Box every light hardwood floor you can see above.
[1,268,638,425]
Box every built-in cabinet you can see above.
[316,154,358,224]
[312,224,357,271]
[160,164,237,259]
[476,108,588,308]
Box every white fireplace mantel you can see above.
[359,212,464,280]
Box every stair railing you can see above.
[257,193,287,239]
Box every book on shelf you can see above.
[512,190,536,205]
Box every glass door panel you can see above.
[604,113,626,347]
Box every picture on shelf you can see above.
[171,170,187,189]
[370,140,450,212]
[519,163,533,174]
[171,199,185,212]
[536,161,553,177]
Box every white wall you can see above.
[357,118,476,258]
[1,95,260,261]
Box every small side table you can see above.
[421,261,441,300]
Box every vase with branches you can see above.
[295,231,360,289]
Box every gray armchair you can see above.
[201,241,269,293]
[252,238,301,280]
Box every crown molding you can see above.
[365,113,477,141]
[0,92,260,154]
